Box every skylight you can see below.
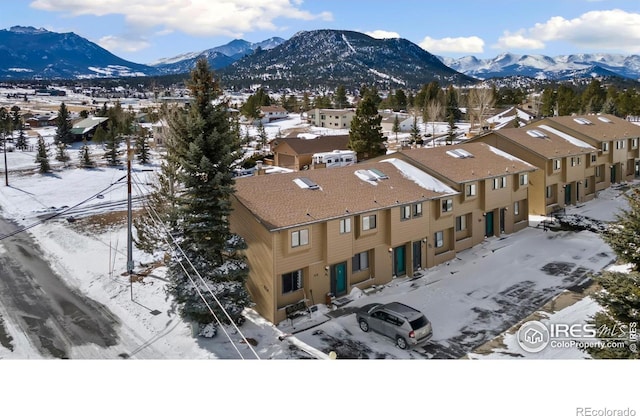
[446,149,474,159]
[573,118,593,125]
[597,116,613,123]
[526,129,547,138]
[293,177,320,190]
[355,168,389,184]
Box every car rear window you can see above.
[409,315,429,330]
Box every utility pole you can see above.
[3,135,7,187]
[127,135,134,301]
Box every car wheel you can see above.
[396,336,408,350]
[359,319,369,332]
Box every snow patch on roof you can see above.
[487,145,536,168]
[537,125,596,150]
[381,158,457,195]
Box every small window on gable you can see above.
[291,229,309,248]
[339,218,351,234]
[441,199,453,213]
[602,142,609,152]
[401,205,411,221]
[413,203,423,217]
[520,173,528,186]
[466,183,476,196]
[362,215,377,231]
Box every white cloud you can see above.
[30,0,333,38]
[418,36,484,54]
[365,30,400,39]
[98,35,150,53]
[495,9,640,53]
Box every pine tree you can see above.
[348,88,385,160]
[446,112,457,145]
[135,135,151,164]
[79,138,94,168]
[54,102,73,145]
[55,142,70,163]
[11,106,27,150]
[35,136,50,173]
[392,114,400,142]
[167,59,251,325]
[584,189,640,358]
[256,121,268,150]
[334,85,349,109]
[103,121,122,166]
[409,115,421,143]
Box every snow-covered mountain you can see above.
[0,26,155,79]
[440,52,640,81]
[151,37,285,74]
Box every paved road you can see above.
[0,214,120,358]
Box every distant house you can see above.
[70,116,109,141]
[25,113,57,128]
[259,106,288,124]
[271,135,350,170]
[380,112,413,133]
[308,108,356,129]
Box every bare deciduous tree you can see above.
[467,88,495,132]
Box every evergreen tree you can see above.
[409,115,421,143]
[348,89,385,160]
[35,136,50,173]
[12,106,27,150]
[334,85,349,109]
[444,85,462,121]
[54,102,73,145]
[92,125,107,143]
[540,87,556,117]
[103,121,122,166]
[78,138,94,168]
[135,135,151,164]
[256,121,268,150]
[301,92,311,112]
[167,59,251,325]
[446,112,457,145]
[55,142,70,163]
[392,114,401,141]
[584,189,640,358]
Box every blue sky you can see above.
[2,0,640,64]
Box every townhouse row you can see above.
[230,113,640,324]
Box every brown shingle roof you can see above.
[233,161,452,230]
[271,135,350,156]
[538,114,640,143]
[490,126,595,159]
[390,142,536,183]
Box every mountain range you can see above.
[1,25,640,87]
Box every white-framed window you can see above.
[455,215,467,232]
[442,199,453,212]
[401,205,412,221]
[602,142,609,152]
[413,203,423,217]
[520,173,528,186]
[435,231,444,248]
[514,201,520,216]
[362,214,376,231]
[546,186,553,199]
[291,229,309,247]
[339,218,351,234]
[553,159,561,170]
[632,138,638,149]
[493,176,507,189]
[352,251,369,273]
[591,154,597,163]
[282,270,303,294]
[466,183,476,196]
[571,157,577,167]
[616,140,625,150]
[595,166,602,178]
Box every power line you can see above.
[131,174,260,359]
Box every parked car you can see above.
[356,302,433,349]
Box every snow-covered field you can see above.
[1,109,638,414]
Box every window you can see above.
[520,173,528,186]
[591,154,597,163]
[362,214,377,231]
[455,215,467,232]
[571,157,577,167]
[514,201,520,216]
[413,203,423,217]
[352,251,369,273]
[282,270,302,294]
[546,186,553,199]
[602,142,609,152]
[291,229,309,247]
[632,138,638,149]
[339,218,351,234]
[595,166,602,178]
[584,178,589,189]
[553,159,561,170]
[502,176,507,188]
[466,183,477,196]
[493,176,507,189]
[441,199,453,212]
[401,205,412,221]
[616,140,625,150]
[435,231,444,248]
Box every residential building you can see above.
[231,160,457,324]
[259,105,288,124]
[380,142,537,255]
[308,108,355,129]
[271,135,350,170]
[528,114,640,186]
[472,126,596,215]
[70,116,109,141]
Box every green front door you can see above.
[394,245,406,277]
[565,184,572,205]
[331,262,347,296]
[485,212,494,237]
[611,165,617,183]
